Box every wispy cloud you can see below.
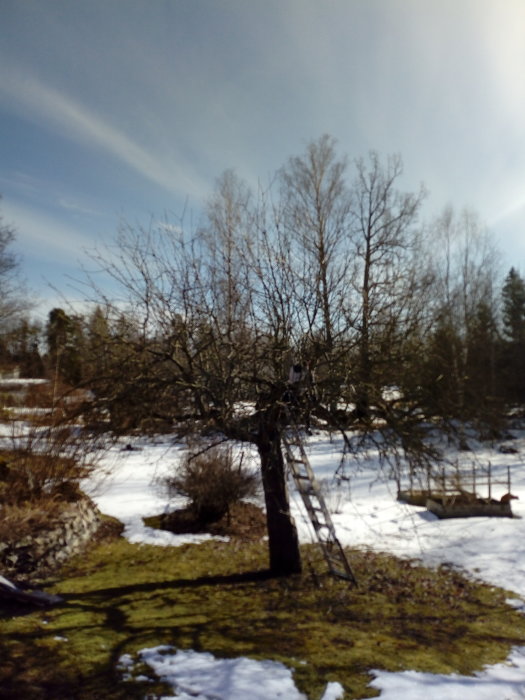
[2,0,525,282]
[57,198,103,217]
[2,199,96,262]
[0,67,209,201]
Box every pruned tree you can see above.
[83,176,303,574]
[79,142,464,575]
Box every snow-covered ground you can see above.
[85,430,525,699]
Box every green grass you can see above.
[1,518,525,699]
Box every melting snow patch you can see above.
[119,646,342,700]
[320,681,345,699]
[122,516,229,546]
[366,646,525,700]
[139,646,305,699]
[507,598,525,614]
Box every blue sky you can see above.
[2,0,525,313]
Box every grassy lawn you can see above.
[1,516,525,699]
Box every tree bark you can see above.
[256,410,302,576]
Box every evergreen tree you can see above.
[419,315,465,422]
[502,268,525,343]
[0,317,44,376]
[46,308,85,385]
[85,306,111,379]
[465,301,502,434]
[501,268,525,402]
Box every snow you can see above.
[301,436,525,597]
[0,378,48,385]
[120,647,309,699]
[89,437,248,546]
[368,647,525,700]
[85,431,525,699]
[118,647,345,700]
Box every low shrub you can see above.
[162,443,258,523]
[0,420,107,507]
[0,450,82,505]
[0,498,60,546]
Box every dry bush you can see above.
[0,450,80,505]
[0,421,107,507]
[0,497,60,546]
[24,379,62,408]
[163,443,259,523]
[23,380,93,426]
[0,421,108,562]
[0,386,109,559]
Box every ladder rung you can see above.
[307,515,327,525]
[290,472,312,487]
[305,503,330,525]
[318,540,335,549]
[294,477,315,485]
[298,482,317,492]
[292,470,319,489]
[330,569,356,582]
[308,506,326,514]
[310,506,328,516]
[326,551,345,563]
[318,535,338,545]
[319,539,337,549]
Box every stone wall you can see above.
[0,496,101,579]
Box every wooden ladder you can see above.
[281,418,357,585]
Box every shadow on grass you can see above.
[61,567,276,602]
[2,541,525,700]
[0,568,280,700]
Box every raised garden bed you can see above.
[398,489,517,518]
[398,489,435,507]
[398,461,517,519]
[426,496,514,519]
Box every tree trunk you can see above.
[256,411,302,576]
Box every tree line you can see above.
[3,137,525,433]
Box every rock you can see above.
[1,496,102,578]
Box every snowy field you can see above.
[86,430,525,699]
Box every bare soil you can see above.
[159,501,267,540]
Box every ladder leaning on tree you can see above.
[281,411,357,585]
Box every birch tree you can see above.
[348,152,427,419]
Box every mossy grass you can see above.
[1,517,525,699]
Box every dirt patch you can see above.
[159,501,267,541]
[90,515,125,544]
